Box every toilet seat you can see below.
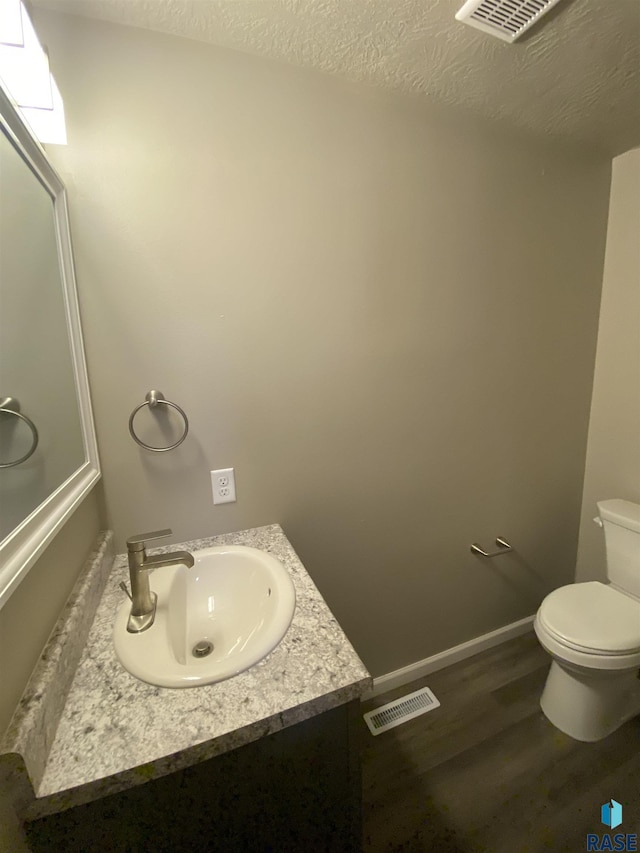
[535,581,640,672]
[537,581,640,656]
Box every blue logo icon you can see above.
[588,799,637,851]
[602,800,623,830]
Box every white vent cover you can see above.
[456,0,565,43]
[363,686,440,735]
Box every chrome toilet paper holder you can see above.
[470,537,513,558]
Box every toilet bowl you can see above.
[534,499,640,742]
[534,582,640,741]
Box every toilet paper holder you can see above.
[470,537,513,557]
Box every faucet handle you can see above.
[126,528,172,552]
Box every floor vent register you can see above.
[363,686,440,735]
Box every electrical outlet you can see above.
[211,468,236,505]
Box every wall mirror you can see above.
[0,82,100,608]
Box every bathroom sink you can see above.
[113,545,296,687]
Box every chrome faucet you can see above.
[125,528,194,633]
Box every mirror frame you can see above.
[0,82,101,608]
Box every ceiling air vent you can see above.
[455,0,565,43]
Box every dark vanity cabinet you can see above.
[26,701,362,853]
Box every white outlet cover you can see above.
[211,468,236,505]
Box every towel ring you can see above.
[0,397,39,468]
[129,390,189,452]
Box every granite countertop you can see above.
[5,524,371,819]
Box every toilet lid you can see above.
[539,582,640,654]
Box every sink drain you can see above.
[192,640,214,658]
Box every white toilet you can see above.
[534,498,640,742]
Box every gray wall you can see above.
[36,10,611,677]
[0,790,29,853]
[576,148,640,581]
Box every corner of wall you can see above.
[576,148,640,582]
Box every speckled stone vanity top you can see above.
[1,525,371,820]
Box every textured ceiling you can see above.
[33,0,640,156]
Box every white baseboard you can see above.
[365,614,536,700]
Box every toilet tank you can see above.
[598,499,640,596]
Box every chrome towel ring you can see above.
[0,396,39,468]
[129,390,189,452]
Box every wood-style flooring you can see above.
[359,633,640,853]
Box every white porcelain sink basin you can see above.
[114,545,296,687]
